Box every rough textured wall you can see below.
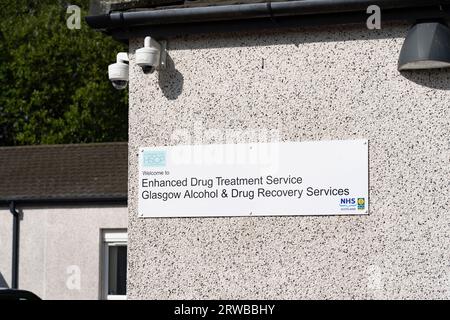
[0,206,127,300]
[127,24,450,299]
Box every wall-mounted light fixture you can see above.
[398,21,450,71]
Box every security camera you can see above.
[108,52,129,90]
[136,37,166,74]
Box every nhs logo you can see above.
[340,198,356,205]
[143,151,166,168]
[339,198,357,211]
[339,198,366,211]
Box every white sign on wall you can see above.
[138,139,369,218]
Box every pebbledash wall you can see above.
[127,24,449,299]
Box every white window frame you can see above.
[101,230,128,300]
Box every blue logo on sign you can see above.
[143,151,166,167]
[340,198,357,211]
[340,198,356,205]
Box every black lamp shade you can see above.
[398,22,450,71]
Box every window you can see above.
[102,230,127,300]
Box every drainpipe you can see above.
[86,0,450,29]
[86,0,450,40]
[9,201,20,289]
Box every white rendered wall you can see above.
[0,205,127,300]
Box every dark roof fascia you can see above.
[86,0,450,41]
[0,197,128,207]
[0,141,127,149]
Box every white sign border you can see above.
[138,139,369,218]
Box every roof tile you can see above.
[0,143,128,202]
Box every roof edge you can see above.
[0,142,128,151]
[0,197,128,207]
[86,0,450,40]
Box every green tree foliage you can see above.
[0,0,128,146]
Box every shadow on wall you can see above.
[149,23,408,102]
[0,272,9,288]
[165,22,410,50]
[151,23,450,98]
[158,54,184,100]
[400,69,450,90]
